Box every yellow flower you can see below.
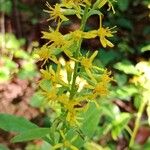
[52,130,78,150]
[97,15,116,48]
[80,51,98,82]
[41,87,58,105]
[62,0,84,6]
[42,27,74,58]
[93,71,113,97]
[80,51,98,69]
[42,28,66,48]
[59,95,83,126]
[44,2,68,21]
[70,29,96,41]
[40,64,68,86]
[93,82,109,97]
[34,45,58,65]
[85,70,113,98]
[61,0,82,18]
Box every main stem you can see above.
[129,97,147,148]
[69,6,89,99]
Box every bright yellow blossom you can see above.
[35,0,116,147]
[80,51,98,82]
[42,27,73,58]
[34,45,58,65]
[68,30,97,43]
[93,71,113,97]
[62,0,90,6]
[44,2,68,21]
[41,87,58,105]
[97,15,116,48]
[85,70,113,98]
[69,30,84,41]
[42,28,66,48]
[80,51,98,69]
[59,95,83,126]
[40,64,68,86]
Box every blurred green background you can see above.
[0,0,150,149]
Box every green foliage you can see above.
[117,0,130,11]
[116,18,133,30]
[111,112,130,140]
[0,144,9,150]
[113,60,139,75]
[1,0,150,149]
[0,0,12,14]
[0,33,38,82]
[12,128,50,143]
[81,103,101,138]
[0,114,37,133]
[30,92,45,108]
[25,142,52,150]
[141,44,150,52]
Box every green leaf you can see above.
[0,0,12,14]
[117,18,133,30]
[0,144,9,150]
[11,128,50,143]
[141,44,150,52]
[0,114,38,133]
[118,0,129,11]
[113,60,139,75]
[30,92,44,108]
[114,73,128,86]
[64,129,84,149]
[111,113,130,140]
[112,85,138,100]
[97,50,119,66]
[81,103,101,138]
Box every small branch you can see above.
[129,98,147,148]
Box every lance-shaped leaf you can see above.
[0,113,38,133]
[11,128,50,143]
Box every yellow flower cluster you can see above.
[35,0,116,125]
[35,0,116,148]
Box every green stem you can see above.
[69,6,89,99]
[129,98,147,148]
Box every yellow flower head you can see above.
[40,64,67,87]
[70,30,84,41]
[93,71,113,97]
[62,0,89,6]
[80,51,98,69]
[41,87,58,105]
[80,51,98,82]
[59,95,83,126]
[97,15,116,48]
[42,27,73,58]
[42,28,65,48]
[34,45,50,61]
[93,82,109,97]
[44,2,68,21]
[34,45,58,64]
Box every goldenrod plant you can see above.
[0,0,118,149]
